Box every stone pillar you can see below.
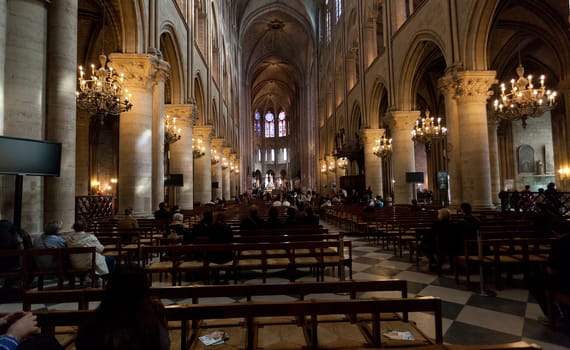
[388,111,419,205]
[487,115,501,205]
[44,0,77,228]
[439,73,462,206]
[193,126,212,205]
[454,70,496,209]
[3,0,49,232]
[346,53,357,90]
[222,147,231,201]
[109,53,166,215]
[363,18,377,67]
[151,62,169,210]
[211,138,223,201]
[165,104,195,210]
[362,128,385,199]
[326,155,337,194]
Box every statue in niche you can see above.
[536,160,544,175]
[518,145,534,173]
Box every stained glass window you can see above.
[278,111,287,136]
[254,110,261,136]
[264,111,275,137]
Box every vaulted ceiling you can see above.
[232,0,317,115]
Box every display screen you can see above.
[0,136,62,176]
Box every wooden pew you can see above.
[34,296,443,350]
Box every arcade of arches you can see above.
[0,0,569,233]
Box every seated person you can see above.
[421,208,456,273]
[167,213,187,241]
[33,220,66,270]
[153,202,171,220]
[239,205,264,230]
[0,220,32,288]
[410,199,422,211]
[207,213,234,265]
[264,206,283,229]
[302,207,319,226]
[65,221,115,276]
[118,208,139,229]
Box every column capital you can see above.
[487,114,500,129]
[193,125,212,140]
[454,70,496,103]
[165,104,197,125]
[386,110,420,132]
[109,53,170,89]
[438,73,456,97]
[361,128,386,145]
[211,138,224,150]
[222,146,232,157]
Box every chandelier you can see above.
[164,114,181,145]
[373,135,392,158]
[76,54,132,123]
[493,64,557,128]
[221,158,229,170]
[192,138,205,158]
[337,157,349,170]
[411,111,447,144]
[211,149,220,165]
[328,159,336,173]
[320,160,327,174]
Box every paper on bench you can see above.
[383,331,415,340]
[199,330,227,346]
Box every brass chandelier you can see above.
[411,111,447,144]
[76,54,132,122]
[164,114,181,145]
[493,63,557,128]
[373,135,392,158]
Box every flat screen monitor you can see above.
[164,173,183,187]
[0,136,62,176]
[405,172,424,183]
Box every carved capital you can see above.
[454,70,496,102]
[193,125,213,141]
[108,53,170,89]
[386,111,420,132]
[438,74,456,97]
[361,128,386,145]
[164,104,195,124]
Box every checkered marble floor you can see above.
[2,222,569,349]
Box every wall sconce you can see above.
[192,138,205,158]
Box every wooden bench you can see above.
[34,296,443,350]
[455,237,553,289]
[141,240,352,285]
[0,246,97,290]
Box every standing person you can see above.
[118,208,139,229]
[33,220,66,270]
[65,221,114,277]
[75,264,170,350]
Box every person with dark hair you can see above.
[264,206,283,229]
[118,208,139,229]
[75,264,170,350]
[240,205,264,230]
[65,221,115,276]
[153,202,171,220]
[458,202,480,242]
[33,220,66,270]
[302,206,319,226]
[410,199,421,211]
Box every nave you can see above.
[1,221,569,350]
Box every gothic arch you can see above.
[194,76,206,125]
[368,80,388,129]
[116,0,144,53]
[159,29,184,104]
[396,31,448,111]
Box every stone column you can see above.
[151,62,169,210]
[211,138,223,201]
[44,0,77,227]
[326,155,337,194]
[454,70,496,209]
[165,104,195,210]
[3,0,49,232]
[193,126,212,205]
[363,18,377,67]
[109,53,166,215]
[487,115,501,205]
[387,111,419,205]
[439,73,462,206]
[362,128,385,199]
[222,147,231,201]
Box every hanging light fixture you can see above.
[164,114,181,145]
[76,13,132,123]
[373,135,392,158]
[337,157,349,170]
[320,160,327,174]
[493,63,557,128]
[411,110,447,144]
[192,138,205,158]
[211,149,220,165]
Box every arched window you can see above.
[254,110,261,136]
[278,111,287,136]
[264,111,275,138]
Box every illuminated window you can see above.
[278,111,287,136]
[335,0,342,22]
[254,110,261,136]
[264,111,275,138]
